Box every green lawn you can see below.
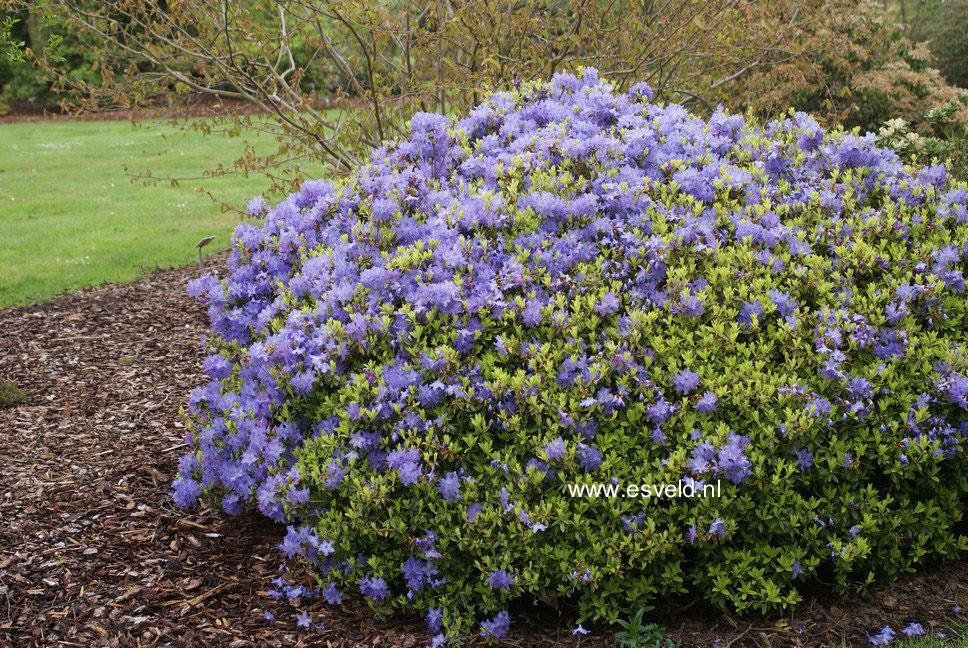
[0,117,311,308]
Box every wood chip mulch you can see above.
[0,258,965,647]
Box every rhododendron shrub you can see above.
[174,69,968,637]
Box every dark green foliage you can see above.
[916,1,968,89]
[0,10,101,106]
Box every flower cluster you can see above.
[174,68,968,637]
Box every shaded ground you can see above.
[0,96,266,124]
[0,94,348,125]
[0,259,965,646]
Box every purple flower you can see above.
[866,625,895,646]
[417,531,442,559]
[466,502,483,522]
[799,129,823,151]
[628,81,653,101]
[437,471,462,501]
[886,301,909,323]
[480,610,510,638]
[427,607,443,632]
[397,460,422,485]
[402,557,439,593]
[716,433,752,484]
[172,477,201,509]
[323,583,343,605]
[577,445,603,472]
[808,396,831,418]
[695,391,718,413]
[672,369,700,394]
[765,153,790,176]
[487,570,515,590]
[709,518,726,538]
[279,525,308,558]
[901,623,925,637]
[647,400,675,424]
[792,560,803,579]
[846,377,873,400]
[769,289,797,320]
[247,194,268,216]
[290,371,315,394]
[544,437,566,461]
[738,300,763,330]
[680,295,705,318]
[285,584,307,600]
[203,354,233,380]
[573,624,590,635]
[595,292,620,315]
[296,611,312,629]
[359,575,389,602]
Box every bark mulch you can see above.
[0,259,965,647]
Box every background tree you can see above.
[883,0,968,89]
[732,1,968,133]
[3,0,966,189]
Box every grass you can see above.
[900,638,968,647]
[899,623,968,647]
[0,116,319,308]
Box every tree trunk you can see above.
[25,9,47,58]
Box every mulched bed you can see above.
[0,258,965,647]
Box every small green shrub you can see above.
[0,378,25,408]
[614,607,680,648]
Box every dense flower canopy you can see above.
[174,68,968,638]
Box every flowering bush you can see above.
[876,102,968,181]
[174,69,968,639]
